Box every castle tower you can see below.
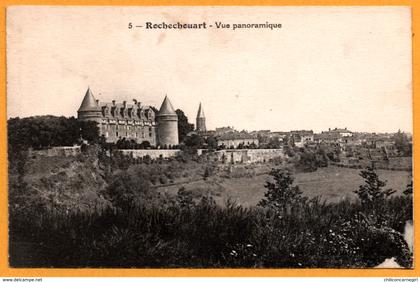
[77,87,102,122]
[156,95,179,147]
[196,102,206,133]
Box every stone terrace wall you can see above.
[120,149,181,159]
[214,149,284,164]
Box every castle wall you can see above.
[217,138,259,148]
[98,122,157,145]
[120,149,180,159]
[214,149,284,164]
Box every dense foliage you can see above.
[8,116,99,152]
[9,148,413,268]
[176,109,194,143]
[392,130,412,157]
[9,189,412,268]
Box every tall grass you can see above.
[9,193,412,268]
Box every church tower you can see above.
[156,95,179,147]
[196,102,206,133]
[77,87,102,122]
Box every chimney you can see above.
[112,100,116,106]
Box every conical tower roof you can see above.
[196,102,205,119]
[158,95,176,116]
[78,87,99,112]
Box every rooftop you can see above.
[158,95,177,116]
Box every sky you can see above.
[6,6,413,133]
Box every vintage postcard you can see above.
[5,5,413,271]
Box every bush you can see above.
[9,191,412,268]
[353,163,396,212]
[258,169,305,214]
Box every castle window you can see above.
[149,133,152,137]
[116,132,119,137]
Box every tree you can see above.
[7,116,101,153]
[116,138,130,149]
[315,147,329,167]
[184,134,204,149]
[258,169,304,214]
[176,109,194,143]
[140,140,151,149]
[206,136,218,150]
[393,130,412,157]
[79,120,100,144]
[249,142,258,149]
[354,163,395,209]
[107,170,152,210]
[268,137,282,149]
[297,150,318,172]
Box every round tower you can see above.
[156,95,179,147]
[196,102,206,133]
[77,87,102,122]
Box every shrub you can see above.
[353,163,396,211]
[258,169,305,214]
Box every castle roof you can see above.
[196,102,205,119]
[78,87,100,112]
[290,130,314,136]
[158,95,176,116]
[99,101,154,120]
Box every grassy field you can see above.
[158,166,412,207]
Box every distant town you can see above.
[69,87,414,170]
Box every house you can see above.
[217,131,259,149]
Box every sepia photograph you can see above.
[6,6,413,269]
